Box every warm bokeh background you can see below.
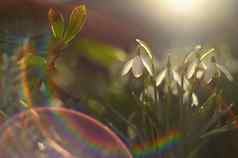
[1,0,238,157]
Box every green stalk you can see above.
[179,63,187,130]
[151,57,161,126]
[151,58,158,105]
[165,56,172,131]
[179,64,187,158]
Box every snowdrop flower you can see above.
[121,39,153,78]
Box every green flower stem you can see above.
[165,56,172,131]
[151,57,160,126]
[179,64,187,130]
[179,65,187,158]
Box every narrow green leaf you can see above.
[184,45,202,64]
[187,61,198,79]
[64,5,87,44]
[156,68,167,86]
[184,50,195,64]
[200,92,217,115]
[172,70,182,86]
[200,126,230,139]
[201,61,208,70]
[132,56,143,78]
[136,39,153,59]
[140,50,153,76]
[216,63,234,81]
[200,48,215,61]
[187,140,208,158]
[121,58,134,76]
[48,8,65,39]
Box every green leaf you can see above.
[75,39,127,67]
[216,63,234,81]
[200,92,217,115]
[140,49,153,76]
[64,5,87,44]
[200,61,208,70]
[172,70,182,86]
[184,50,195,64]
[200,48,215,61]
[121,58,134,76]
[136,39,153,59]
[200,126,230,139]
[156,68,167,86]
[19,54,47,71]
[132,56,143,78]
[187,140,208,158]
[187,61,198,79]
[48,8,65,39]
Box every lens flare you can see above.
[165,0,197,14]
[132,129,181,158]
[0,107,132,158]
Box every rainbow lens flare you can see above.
[0,107,132,158]
[132,129,181,158]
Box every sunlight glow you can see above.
[168,0,195,13]
[164,0,200,15]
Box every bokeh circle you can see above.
[0,107,132,158]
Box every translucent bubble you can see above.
[0,107,132,158]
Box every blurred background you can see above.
[1,0,238,61]
[1,0,238,157]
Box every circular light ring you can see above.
[0,107,132,158]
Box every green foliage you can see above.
[0,4,237,158]
[64,5,87,44]
[75,39,127,67]
[18,54,47,71]
[118,39,236,158]
[48,8,65,40]
[136,39,153,59]
[48,5,87,44]
[0,54,23,116]
[199,48,215,61]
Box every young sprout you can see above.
[48,5,87,44]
